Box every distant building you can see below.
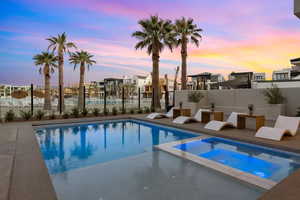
[272,59,300,81]
[104,78,123,97]
[252,59,300,88]
[0,84,31,97]
[228,72,253,81]
[253,73,266,81]
[188,73,224,90]
[295,0,300,18]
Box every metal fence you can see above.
[0,84,174,119]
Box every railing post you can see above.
[172,90,175,107]
[30,84,34,116]
[122,87,125,113]
[138,87,141,110]
[59,84,62,114]
[164,85,169,111]
[83,86,86,110]
[104,84,107,114]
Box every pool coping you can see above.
[3,114,300,200]
[155,136,277,190]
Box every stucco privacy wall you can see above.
[175,88,300,119]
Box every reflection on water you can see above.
[36,120,196,174]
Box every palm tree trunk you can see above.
[57,50,65,112]
[44,64,51,110]
[181,37,188,90]
[78,62,85,110]
[152,47,161,111]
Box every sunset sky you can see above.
[1,0,300,85]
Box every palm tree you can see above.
[174,17,202,90]
[132,15,176,111]
[33,52,57,110]
[69,51,96,110]
[47,32,76,112]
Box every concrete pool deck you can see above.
[0,114,300,200]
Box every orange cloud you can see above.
[190,30,300,78]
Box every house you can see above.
[188,73,224,90]
[0,84,31,97]
[252,59,300,89]
[295,0,300,18]
[216,72,265,89]
[253,73,266,81]
[104,78,123,97]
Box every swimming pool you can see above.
[35,120,198,174]
[174,137,300,182]
[35,120,265,200]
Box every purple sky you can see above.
[1,0,300,85]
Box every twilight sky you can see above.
[1,0,300,85]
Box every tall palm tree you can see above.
[174,17,202,90]
[47,32,76,112]
[69,51,96,110]
[132,15,176,111]
[33,52,57,110]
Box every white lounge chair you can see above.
[146,107,174,119]
[173,109,210,124]
[204,112,245,131]
[255,115,300,141]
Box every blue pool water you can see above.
[174,137,300,182]
[35,120,197,174]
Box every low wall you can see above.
[175,88,300,120]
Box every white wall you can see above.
[175,88,300,119]
[252,81,300,89]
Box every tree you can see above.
[33,52,57,110]
[132,15,176,111]
[69,51,96,110]
[47,32,77,111]
[174,17,202,90]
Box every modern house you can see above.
[188,73,224,90]
[252,58,300,88]
[295,0,300,18]
[253,73,266,81]
[104,78,124,97]
[0,84,31,97]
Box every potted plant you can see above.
[179,101,183,109]
[248,104,254,116]
[211,103,215,112]
[187,91,204,114]
[262,85,285,120]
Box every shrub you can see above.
[263,85,285,104]
[5,110,15,122]
[35,110,45,120]
[144,107,151,113]
[112,107,118,115]
[62,112,70,119]
[104,108,109,116]
[49,112,56,120]
[121,108,126,114]
[188,91,204,103]
[137,108,143,114]
[71,107,80,118]
[129,108,135,114]
[20,110,32,121]
[81,108,89,117]
[92,108,100,116]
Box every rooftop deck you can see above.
[0,114,300,200]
